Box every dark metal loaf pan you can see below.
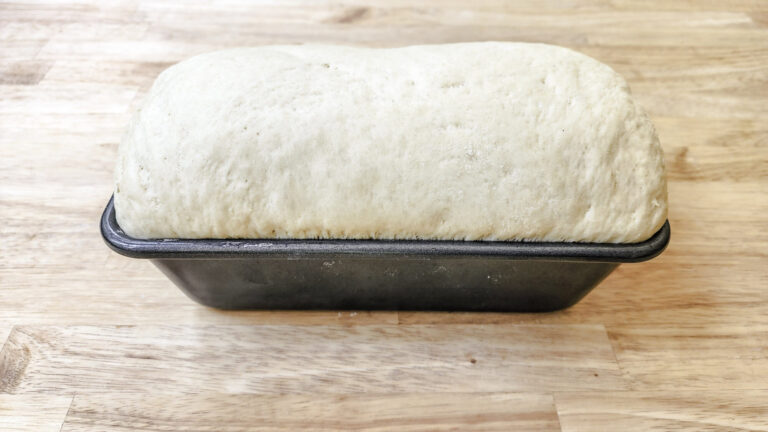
[101,197,670,312]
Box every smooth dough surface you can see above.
[115,42,667,243]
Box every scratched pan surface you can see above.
[101,197,670,312]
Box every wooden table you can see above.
[2,1,767,430]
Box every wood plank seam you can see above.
[0,326,25,394]
[0,326,11,357]
[553,393,566,431]
[550,392,565,432]
[0,325,16,394]
[603,325,632,388]
[59,393,76,432]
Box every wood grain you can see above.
[555,391,768,431]
[2,0,768,430]
[0,325,623,394]
[608,325,768,390]
[0,394,73,432]
[61,392,560,431]
[0,60,52,85]
[655,119,768,182]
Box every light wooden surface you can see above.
[60,393,561,432]
[0,394,73,432]
[1,0,767,430]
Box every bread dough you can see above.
[114,42,667,243]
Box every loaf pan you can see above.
[101,197,670,312]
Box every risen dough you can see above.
[115,42,667,243]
